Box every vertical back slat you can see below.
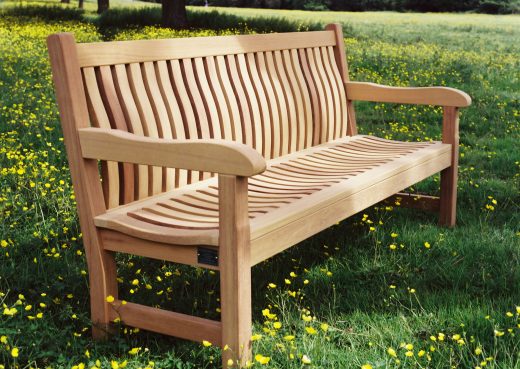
[265,51,288,157]
[78,27,351,204]
[326,46,348,138]
[169,59,200,184]
[142,62,175,190]
[236,54,263,152]
[289,49,313,149]
[281,50,304,151]
[319,47,342,140]
[98,66,135,205]
[325,23,356,135]
[299,49,322,146]
[155,60,188,187]
[127,63,162,196]
[205,56,230,140]
[312,47,334,143]
[113,64,149,199]
[82,67,120,209]
[194,57,221,139]
[256,52,280,159]
[182,58,212,180]
[274,50,297,154]
[214,55,242,141]
[246,53,271,159]
[226,55,251,146]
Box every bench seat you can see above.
[95,135,450,262]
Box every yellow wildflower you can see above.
[387,347,397,357]
[128,347,140,355]
[255,354,270,365]
[305,327,317,335]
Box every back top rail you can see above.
[76,30,336,67]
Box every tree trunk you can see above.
[61,0,70,4]
[97,0,109,14]
[162,0,188,29]
[78,0,84,9]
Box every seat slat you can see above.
[95,136,451,247]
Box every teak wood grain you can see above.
[47,23,470,368]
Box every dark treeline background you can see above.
[154,0,519,14]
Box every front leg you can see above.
[219,175,253,367]
[439,106,460,227]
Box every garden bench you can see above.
[47,24,471,366]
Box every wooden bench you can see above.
[47,24,470,367]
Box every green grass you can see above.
[0,3,519,368]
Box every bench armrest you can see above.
[345,82,471,108]
[78,128,266,177]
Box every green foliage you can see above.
[1,4,85,20]
[0,5,519,368]
[94,7,321,33]
[179,0,520,13]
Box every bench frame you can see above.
[47,23,469,367]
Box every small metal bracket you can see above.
[197,247,219,267]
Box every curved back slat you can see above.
[78,29,350,208]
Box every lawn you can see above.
[0,3,519,368]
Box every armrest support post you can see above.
[218,174,252,366]
[439,106,460,227]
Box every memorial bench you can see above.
[47,23,471,367]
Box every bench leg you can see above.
[439,107,459,227]
[219,175,252,367]
[439,166,458,227]
[88,239,118,339]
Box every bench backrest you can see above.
[49,24,353,210]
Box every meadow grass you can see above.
[0,3,519,368]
